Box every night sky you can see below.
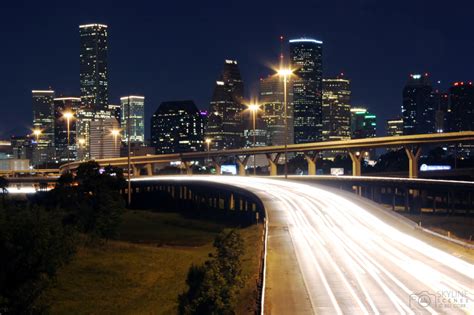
[1,0,473,138]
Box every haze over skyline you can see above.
[1,0,473,138]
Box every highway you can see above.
[134,176,473,314]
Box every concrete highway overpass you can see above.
[132,176,473,314]
[60,132,474,179]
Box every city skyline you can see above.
[1,0,473,138]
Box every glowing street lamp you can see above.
[277,67,293,179]
[32,129,42,141]
[205,138,212,151]
[62,111,74,161]
[111,128,121,150]
[247,103,261,175]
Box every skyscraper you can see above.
[322,75,351,141]
[351,107,377,139]
[89,118,120,159]
[289,38,323,143]
[402,73,434,135]
[206,60,244,150]
[448,81,474,132]
[386,117,404,136]
[79,23,108,111]
[259,75,293,145]
[431,89,449,133]
[32,90,55,166]
[151,100,204,154]
[54,97,81,163]
[120,96,145,145]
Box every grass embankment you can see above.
[401,213,474,242]
[44,211,263,314]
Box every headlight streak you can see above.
[134,176,473,314]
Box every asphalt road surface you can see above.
[135,176,473,314]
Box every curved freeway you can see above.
[134,176,473,314]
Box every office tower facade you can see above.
[10,135,34,161]
[79,23,108,111]
[402,73,434,135]
[386,117,404,136]
[448,82,474,132]
[206,60,244,150]
[32,90,55,166]
[89,118,120,159]
[120,96,145,145]
[54,97,81,163]
[75,108,112,160]
[322,76,351,141]
[289,38,323,143]
[107,104,121,123]
[431,90,449,133]
[351,107,377,139]
[151,100,204,154]
[259,75,293,146]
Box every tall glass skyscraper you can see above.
[32,90,55,166]
[289,38,323,143]
[322,76,351,141]
[53,97,81,163]
[151,100,204,154]
[206,60,244,150]
[120,96,145,145]
[402,74,434,135]
[259,75,293,146]
[79,24,108,111]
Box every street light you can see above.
[205,138,212,173]
[110,128,121,150]
[247,103,261,175]
[32,129,42,141]
[277,67,293,179]
[62,111,74,161]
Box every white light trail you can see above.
[135,176,474,314]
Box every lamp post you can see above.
[127,97,132,206]
[247,103,260,175]
[277,68,293,179]
[32,129,42,142]
[205,138,212,173]
[111,129,121,151]
[62,111,74,161]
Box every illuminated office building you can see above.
[206,60,244,150]
[79,23,108,110]
[402,73,434,135]
[89,118,120,159]
[151,100,204,154]
[322,76,351,141]
[259,75,293,145]
[289,38,323,143]
[120,96,145,145]
[448,81,474,132]
[386,117,404,137]
[54,97,81,163]
[32,90,55,166]
[351,107,377,139]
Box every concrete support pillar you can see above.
[236,155,250,176]
[181,161,193,175]
[348,150,363,176]
[404,146,422,178]
[304,152,318,175]
[132,165,141,177]
[211,157,221,175]
[266,153,281,176]
[145,163,153,176]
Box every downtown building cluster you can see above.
[2,26,474,170]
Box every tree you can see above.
[179,230,244,315]
[0,205,76,314]
[51,161,126,240]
